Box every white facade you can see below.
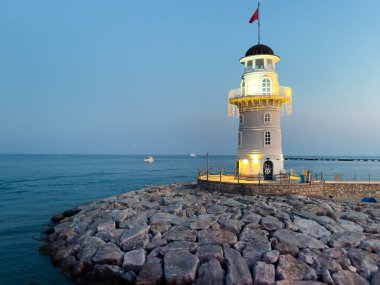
[228,45,292,180]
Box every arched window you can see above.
[264,112,271,124]
[262,78,272,95]
[239,114,244,125]
[264,131,271,146]
[241,80,245,96]
[238,132,242,146]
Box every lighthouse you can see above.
[228,44,292,180]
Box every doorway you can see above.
[263,161,273,180]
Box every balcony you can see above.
[228,85,292,116]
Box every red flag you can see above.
[249,7,259,23]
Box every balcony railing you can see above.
[228,85,291,99]
[227,85,292,117]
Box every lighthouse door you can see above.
[263,161,273,180]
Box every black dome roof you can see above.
[245,44,275,57]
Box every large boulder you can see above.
[122,249,146,273]
[194,258,225,285]
[136,263,164,285]
[195,244,224,262]
[328,231,366,248]
[224,247,253,285]
[119,224,150,251]
[276,255,317,281]
[261,216,283,231]
[164,249,199,285]
[198,230,237,245]
[273,229,327,250]
[346,248,379,279]
[253,262,275,285]
[293,216,331,239]
[332,270,370,285]
[92,242,124,266]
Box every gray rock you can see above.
[332,270,370,285]
[160,241,197,255]
[347,248,379,279]
[328,231,366,248]
[275,242,299,257]
[119,224,150,251]
[189,214,218,230]
[273,229,327,250]
[293,216,331,239]
[371,271,380,285]
[196,244,224,262]
[243,240,271,268]
[219,218,245,235]
[321,269,334,285]
[312,253,342,275]
[136,263,163,285]
[221,198,244,207]
[262,250,280,264]
[224,247,252,285]
[208,204,229,215]
[76,236,106,263]
[122,249,146,273]
[163,228,197,242]
[339,210,368,224]
[240,225,268,243]
[261,216,283,231]
[198,230,237,245]
[339,219,364,232]
[276,255,317,281]
[253,262,275,285]
[242,213,262,224]
[164,249,199,285]
[194,258,225,285]
[92,242,124,265]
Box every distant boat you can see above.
[144,155,154,163]
[190,153,196,157]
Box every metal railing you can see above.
[313,172,379,182]
[228,85,292,99]
[197,167,299,185]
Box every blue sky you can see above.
[0,0,380,155]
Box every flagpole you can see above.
[258,1,261,44]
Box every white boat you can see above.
[144,155,154,163]
[190,153,196,157]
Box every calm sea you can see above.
[1,154,380,285]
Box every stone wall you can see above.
[323,182,380,200]
[197,180,380,200]
[197,179,324,197]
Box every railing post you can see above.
[206,153,209,181]
[238,172,240,184]
[258,173,261,185]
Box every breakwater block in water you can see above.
[41,183,380,285]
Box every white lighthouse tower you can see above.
[228,44,292,180]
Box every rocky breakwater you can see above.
[41,183,380,285]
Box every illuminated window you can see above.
[255,59,264,69]
[238,132,242,146]
[264,112,271,124]
[264,131,271,146]
[239,114,244,125]
[262,77,272,95]
[267,59,273,69]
